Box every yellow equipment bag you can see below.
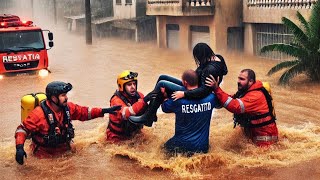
[262,82,276,117]
[21,93,47,122]
[262,82,272,95]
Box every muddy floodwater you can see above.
[0,26,320,180]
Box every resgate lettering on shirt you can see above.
[181,102,212,114]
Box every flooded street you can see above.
[1,25,320,179]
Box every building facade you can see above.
[111,0,156,41]
[243,0,317,60]
[147,0,242,52]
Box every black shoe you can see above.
[143,116,157,127]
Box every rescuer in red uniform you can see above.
[205,69,278,147]
[15,81,121,164]
[106,70,156,143]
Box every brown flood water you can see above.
[0,26,320,180]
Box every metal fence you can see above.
[255,23,294,60]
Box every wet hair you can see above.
[182,69,198,86]
[241,69,256,83]
[193,43,215,67]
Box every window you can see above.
[0,30,45,52]
[125,0,132,5]
[255,24,293,60]
[116,0,121,5]
[190,25,209,33]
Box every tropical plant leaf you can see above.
[278,63,306,85]
[309,1,320,41]
[261,43,307,58]
[267,60,299,76]
[260,1,320,85]
[296,11,310,36]
[282,17,311,50]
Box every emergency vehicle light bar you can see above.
[0,14,33,28]
[0,22,7,27]
[22,21,33,26]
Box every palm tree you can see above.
[260,1,320,85]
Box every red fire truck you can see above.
[0,14,53,79]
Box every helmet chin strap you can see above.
[50,95,66,108]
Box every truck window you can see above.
[0,30,45,52]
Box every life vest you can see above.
[233,83,276,128]
[107,91,142,137]
[31,100,74,149]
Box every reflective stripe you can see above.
[128,106,136,116]
[122,107,128,120]
[223,97,233,108]
[254,136,278,142]
[88,107,92,120]
[236,98,245,113]
[16,128,27,135]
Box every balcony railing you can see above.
[247,0,318,9]
[147,0,212,6]
[147,0,214,16]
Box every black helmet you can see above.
[46,81,73,99]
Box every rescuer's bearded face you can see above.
[57,93,68,107]
[237,71,251,92]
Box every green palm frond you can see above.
[267,60,299,76]
[282,17,311,49]
[278,63,306,85]
[261,43,307,58]
[296,11,310,35]
[260,1,320,85]
[309,1,320,40]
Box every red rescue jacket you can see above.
[214,80,278,147]
[15,100,103,158]
[106,91,146,143]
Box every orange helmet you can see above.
[117,70,138,91]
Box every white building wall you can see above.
[113,0,136,19]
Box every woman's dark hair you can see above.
[193,43,215,67]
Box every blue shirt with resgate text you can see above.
[161,93,217,153]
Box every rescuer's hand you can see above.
[172,91,184,101]
[16,144,27,165]
[205,75,219,90]
[102,105,122,115]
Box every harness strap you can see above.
[110,90,141,106]
[248,87,276,121]
[32,101,73,148]
[33,94,39,107]
[108,91,141,137]
[108,119,122,129]
[249,112,272,120]
[249,118,276,128]
[40,101,56,137]
[234,87,276,128]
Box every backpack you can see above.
[21,93,46,122]
[21,92,74,148]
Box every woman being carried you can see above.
[129,43,228,127]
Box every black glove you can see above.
[102,105,122,115]
[16,144,27,165]
[143,91,158,103]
